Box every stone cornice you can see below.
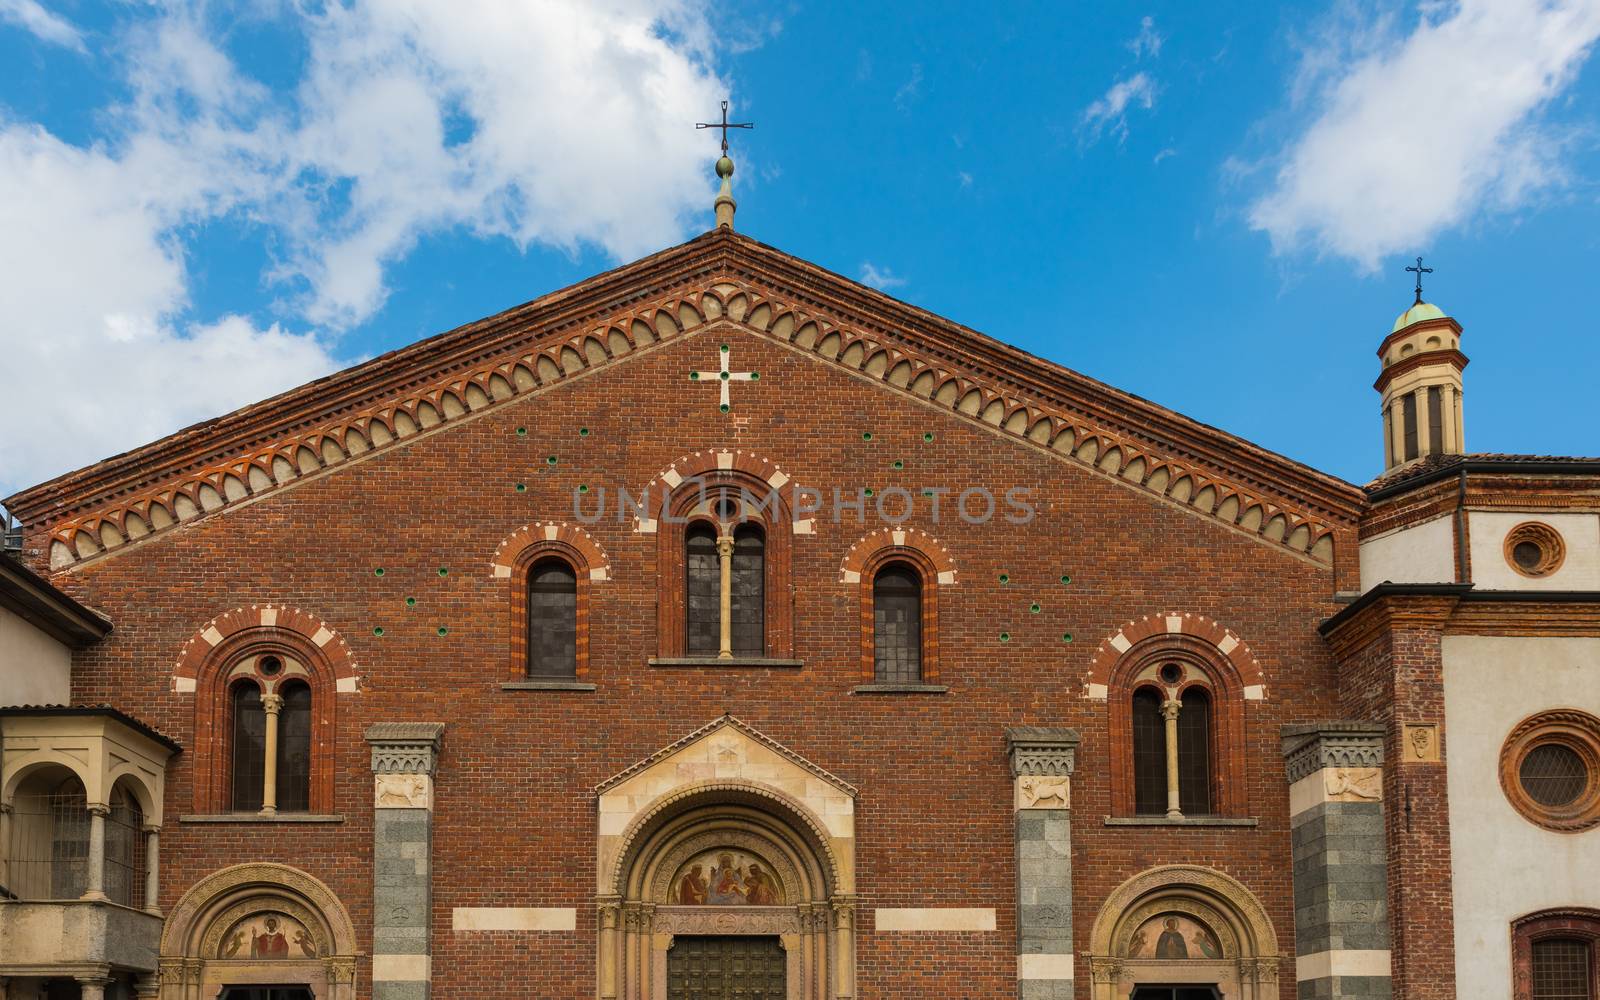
[10,230,1361,572]
[1281,722,1386,783]
[1006,727,1081,777]
[365,722,445,775]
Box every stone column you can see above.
[76,977,113,1000]
[1161,700,1182,818]
[260,693,283,817]
[716,532,734,658]
[367,723,445,1000]
[144,824,162,913]
[1282,723,1391,999]
[830,896,856,1000]
[1413,387,1431,457]
[0,803,11,891]
[1006,727,1080,1000]
[1441,384,1459,454]
[597,896,622,1000]
[82,803,110,902]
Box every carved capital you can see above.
[261,693,284,715]
[1160,700,1181,721]
[328,957,358,985]
[1282,721,1386,783]
[1006,727,1080,777]
[365,722,445,775]
[1087,956,1124,984]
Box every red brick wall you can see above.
[1334,601,1458,1000]
[45,328,1349,999]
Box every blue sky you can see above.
[2,0,1598,501]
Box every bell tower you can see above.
[1375,262,1467,470]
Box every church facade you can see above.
[1,201,1597,1000]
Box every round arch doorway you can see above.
[600,785,851,1000]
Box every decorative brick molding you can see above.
[14,233,1356,572]
[1281,722,1386,783]
[490,522,609,680]
[1498,708,1600,833]
[846,530,952,682]
[491,521,611,580]
[1093,618,1258,818]
[632,449,795,533]
[172,605,359,692]
[645,463,796,659]
[1084,612,1265,699]
[1512,909,1600,1000]
[180,606,355,815]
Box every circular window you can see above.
[1158,662,1184,686]
[1504,522,1566,578]
[258,654,283,676]
[1500,709,1600,832]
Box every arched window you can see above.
[730,525,766,656]
[231,682,267,812]
[872,564,922,683]
[276,681,313,813]
[1132,688,1167,816]
[105,783,146,908]
[685,522,721,655]
[49,774,90,899]
[1514,909,1600,1000]
[527,557,578,677]
[1178,687,1214,816]
[654,466,796,661]
[1106,634,1249,819]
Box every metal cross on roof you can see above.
[689,343,758,413]
[696,100,753,155]
[1405,256,1433,305]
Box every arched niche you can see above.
[595,717,857,999]
[158,862,358,1000]
[1086,865,1281,1000]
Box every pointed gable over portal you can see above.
[595,714,856,897]
[5,228,1363,574]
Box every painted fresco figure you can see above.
[1155,917,1189,959]
[745,863,778,905]
[707,853,747,904]
[252,916,290,959]
[678,864,709,905]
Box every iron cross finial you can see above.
[1405,256,1434,305]
[696,100,753,155]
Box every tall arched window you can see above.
[685,523,721,655]
[872,564,922,683]
[276,681,312,813]
[230,682,267,812]
[1178,687,1214,816]
[730,525,766,657]
[527,557,578,677]
[1131,688,1167,816]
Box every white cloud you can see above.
[1248,0,1600,269]
[859,262,907,290]
[1081,72,1158,145]
[1128,15,1164,59]
[1153,147,1177,164]
[0,0,86,51]
[0,124,343,493]
[0,0,743,495]
[957,170,974,189]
